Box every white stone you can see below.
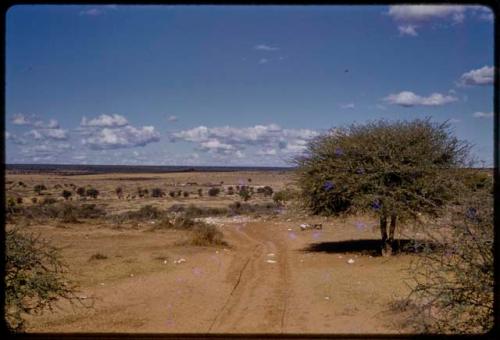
[347,258,355,264]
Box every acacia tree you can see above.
[294,119,470,256]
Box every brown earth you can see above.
[6,171,414,334]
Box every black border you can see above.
[1,1,498,339]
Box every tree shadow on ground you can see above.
[301,238,442,257]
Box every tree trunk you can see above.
[388,214,397,254]
[380,215,391,256]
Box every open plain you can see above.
[6,170,416,334]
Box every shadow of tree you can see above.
[301,238,442,257]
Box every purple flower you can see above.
[465,207,477,220]
[372,200,381,210]
[323,181,335,191]
[335,147,344,156]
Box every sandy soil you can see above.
[7,171,413,334]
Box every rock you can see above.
[266,259,277,264]
[324,296,330,300]
[163,260,168,264]
[287,228,292,231]
[267,253,275,257]
[347,258,355,264]
[174,258,186,264]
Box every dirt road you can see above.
[27,217,412,333]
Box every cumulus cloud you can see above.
[12,113,32,125]
[25,128,69,141]
[384,91,458,107]
[171,124,319,157]
[19,142,72,158]
[473,111,493,119]
[81,114,128,127]
[82,125,160,150]
[254,44,279,51]
[398,24,418,36]
[5,131,27,145]
[458,66,494,86]
[167,115,178,122]
[388,5,467,22]
[387,5,470,36]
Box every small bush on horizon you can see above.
[62,190,72,200]
[208,187,220,197]
[183,191,190,198]
[238,186,252,202]
[197,188,203,197]
[33,184,47,195]
[76,187,86,197]
[151,188,165,198]
[115,187,123,199]
[86,188,99,199]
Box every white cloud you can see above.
[387,5,470,36]
[398,24,418,36]
[448,118,461,123]
[458,66,494,86]
[79,8,103,16]
[259,58,269,64]
[340,103,355,109]
[167,115,178,122]
[388,5,467,22]
[254,44,279,51]
[12,113,31,125]
[172,124,319,158]
[473,111,493,119]
[20,142,72,158]
[81,114,129,127]
[384,91,458,107]
[82,125,160,150]
[25,128,68,141]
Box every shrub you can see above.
[16,197,23,204]
[33,184,46,195]
[5,229,86,331]
[86,188,99,199]
[400,190,493,333]
[169,191,176,198]
[18,181,26,187]
[76,187,86,197]
[54,184,62,189]
[227,186,234,195]
[62,190,72,200]
[183,191,189,198]
[188,223,226,246]
[238,186,252,201]
[115,187,123,199]
[272,190,295,205]
[151,188,165,198]
[256,186,273,196]
[208,187,220,197]
[247,178,252,183]
[294,118,470,256]
[41,197,57,205]
[31,197,37,204]
[197,188,203,197]
[177,190,182,197]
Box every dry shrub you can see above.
[88,253,108,261]
[187,223,226,246]
[400,189,493,333]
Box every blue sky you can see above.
[5,5,495,166]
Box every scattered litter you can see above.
[163,260,168,264]
[79,295,88,299]
[267,253,275,257]
[300,223,309,231]
[287,228,292,231]
[266,259,277,264]
[150,221,156,225]
[347,258,355,264]
[174,258,186,264]
[324,296,330,300]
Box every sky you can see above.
[5,5,496,166]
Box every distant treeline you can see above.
[5,163,294,175]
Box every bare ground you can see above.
[7,171,413,334]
